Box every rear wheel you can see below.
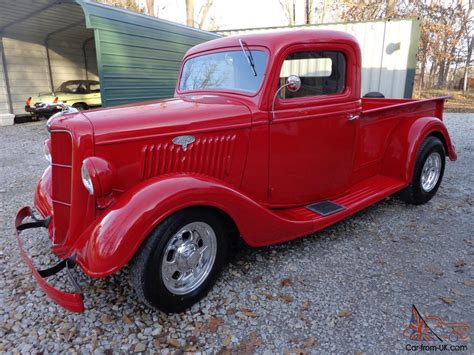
[130,208,229,313]
[398,136,445,205]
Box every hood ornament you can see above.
[172,135,195,152]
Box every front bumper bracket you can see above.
[15,206,85,312]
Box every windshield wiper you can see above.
[239,39,257,77]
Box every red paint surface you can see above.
[17,30,456,312]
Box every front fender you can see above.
[75,174,313,277]
[382,116,457,182]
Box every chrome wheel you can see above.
[161,222,217,295]
[421,152,442,192]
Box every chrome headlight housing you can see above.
[43,139,51,164]
[81,157,115,196]
[81,162,94,195]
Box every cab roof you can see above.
[185,29,360,57]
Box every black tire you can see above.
[72,103,88,111]
[398,136,445,205]
[130,208,229,313]
[363,91,385,98]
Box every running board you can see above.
[273,175,406,231]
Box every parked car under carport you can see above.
[0,0,219,126]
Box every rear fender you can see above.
[382,116,457,182]
[75,175,313,277]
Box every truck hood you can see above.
[81,95,252,144]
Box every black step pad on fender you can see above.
[306,201,346,216]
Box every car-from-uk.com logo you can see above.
[403,305,470,352]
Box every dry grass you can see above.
[413,89,474,113]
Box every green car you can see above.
[25,80,101,116]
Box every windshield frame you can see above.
[176,46,270,97]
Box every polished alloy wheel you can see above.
[420,151,442,192]
[161,222,217,295]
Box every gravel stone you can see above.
[0,113,472,353]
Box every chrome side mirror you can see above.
[286,75,301,92]
[271,74,302,121]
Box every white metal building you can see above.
[219,18,421,99]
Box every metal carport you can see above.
[0,0,219,125]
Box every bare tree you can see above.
[186,0,195,26]
[146,0,154,16]
[304,0,315,24]
[463,35,473,91]
[279,0,296,26]
[185,0,216,29]
[98,0,145,13]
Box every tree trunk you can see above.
[198,0,214,29]
[304,0,314,24]
[463,36,473,92]
[146,0,154,16]
[386,0,396,18]
[186,0,194,27]
[437,61,446,88]
[418,55,426,96]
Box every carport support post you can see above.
[82,37,94,81]
[0,36,15,125]
[45,40,55,94]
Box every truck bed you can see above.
[361,97,447,119]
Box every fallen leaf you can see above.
[463,279,474,287]
[226,308,237,315]
[281,278,293,287]
[100,314,114,323]
[240,308,258,318]
[167,338,181,348]
[303,336,316,348]
[122,315,133,324]
[222,335,232,347]
[284,349,306,355]
[455,260,466,268]
[279,294,294,303]
[237,331,262,352]
[440,296,455,305]
[259,292,275,300]
[300,300,311,311]
[192,322,205,336]
[208,317,224,332]
[338,309,353,317]
[426,266,444,276]
[186,335,198,345]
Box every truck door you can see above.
[269,45,361,205]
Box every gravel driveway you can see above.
[0,113,472,354]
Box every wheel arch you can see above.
[381,116,456,182]
[74,174,313,278]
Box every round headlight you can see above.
[81,162,94,195]
[43,139,51,164]
[81,157,115,197]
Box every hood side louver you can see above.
[141,134,237,180]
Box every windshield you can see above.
[179,50,268,94]
[56,81,83,93]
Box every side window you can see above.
[89,82,100,93]
[279,51,346,99]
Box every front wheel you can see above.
[398,136,445,205]
[130,208,229,313]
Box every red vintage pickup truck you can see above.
[15,30,457,313]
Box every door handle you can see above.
[348,113,360,121]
